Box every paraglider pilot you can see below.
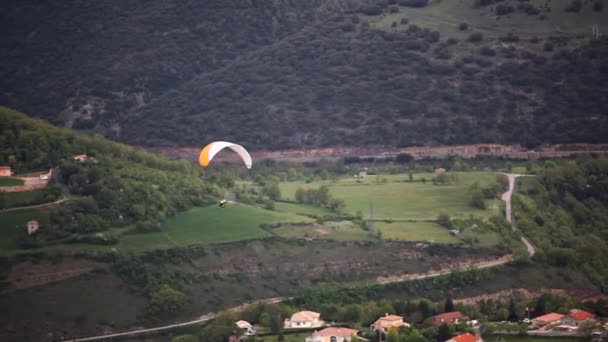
[219,199,227,208]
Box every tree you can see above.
[437,213,452,228]
[396,153,413,164]
[145,285,187,319]
[259,312,272,328]
[437,323,452,342]
[263,182,281,200]
[387,328,399,342]
[508,297,518,321]
[444,298,454,312]
[409,172,414,182]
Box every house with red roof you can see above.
[73,154,88,162]
[445,333,480,342]
[433,311,466,327]
[0,166,12,177]
[531,313,564,328]
[306,327,358,342]
[561,309,595,327]
[371,313,410,333]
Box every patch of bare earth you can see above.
[6,258,105,291]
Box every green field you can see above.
[366,0,608,39]
[0,207,53,252]
[374,221,460,243]
[274,201,334,217]
[115,204,314,251]
[1,188,52,208]
[272,221,372,241]
[0,177,23,187]
[279,172,501,220]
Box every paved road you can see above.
[500,173,536,256]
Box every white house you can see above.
[371,314,410,333]
[306,327,358,342]
[284,311,324,329]
[27,220,39,235]
[235,320,256,336]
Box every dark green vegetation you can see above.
[0,107,220,250]
[1,1,607,149]
[0,177,23,187]
[514,155,608,292]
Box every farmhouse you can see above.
[235,320,256,336]
[371,313,410,333]
[445,333,481,342]
[434,311,465,326]
[531,313,564,328]
[0,166,12,177]
[284,311,324,329]
[561,309,595,327]
[27,220,39,235]
[306,327,358,342]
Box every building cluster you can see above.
[530,309,597,332]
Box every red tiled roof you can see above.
[604,322,608,331]
[434,312,464,325]
[533,313,564,323]
[450,333,477,342]
[569,309,594,321]
[314,327,358,337]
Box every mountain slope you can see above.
[1,0,608,149]
[120,14,608,149]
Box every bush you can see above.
[459,23,468,31]
[467,32,484,43]
[136,221,162,233]
[564,0,582,12]
[361,5,383,15]
[399,0,429,7]
[389,6,400,13]
[400,18,409,24]
[479,46,496,57]
[496,4,515,15]
[593,1,603,12]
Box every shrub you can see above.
[593,1,603,12]
[564,0,582,13]
[496,4,515,15]
[459,23,468,31]
[400,18,409,24]
[479,46,496,56]
[389,5,400,13]
[399,0,429,7]
[468,32,484,43]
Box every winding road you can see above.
[64,172,536,341]
[500,173,536,256]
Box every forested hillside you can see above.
[513,155,608,291]
[0,107,220,247]
[1,0,607,149]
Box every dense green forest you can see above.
[1,0,607,149]
[513,155,608,291]
[0,107,220,246]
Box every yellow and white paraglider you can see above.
[198,141,252,169]
[198,141,252,207]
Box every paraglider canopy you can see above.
[198,141,252,169]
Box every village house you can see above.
[27,220,39,235]
[371,314,410,333]
[531,313,564,329]
[433,311,465,327]
[284,311,324,329]
[561,309,595,327]
[305,327,358,342]
[0,166,12,177]
[73,154,88,162]
[445,333,481,342]
[235,320,256,336]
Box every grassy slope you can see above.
[279,172,501,220]
[2,188,51,208]
[369,0,608,38]
[115,204,314,252]
[0,207,53,253]
[374,221,461,243]
[0,178,24,187]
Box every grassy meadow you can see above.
[374,221,460,243]
[272,221,372,241]
[278,172,501,220]
[0,207,53,253]
[115,204,314,252]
